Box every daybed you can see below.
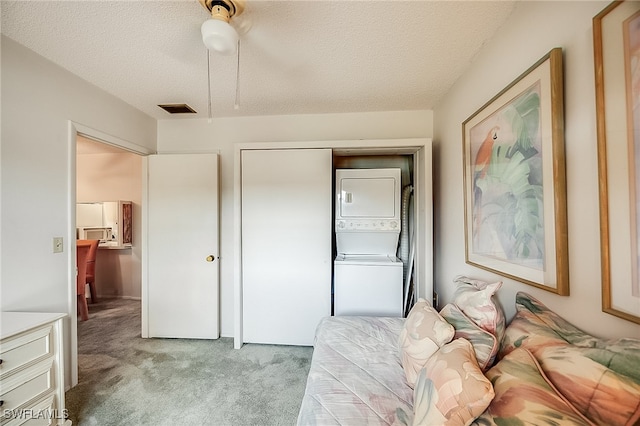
[297,277,640,425]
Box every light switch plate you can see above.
[53,237,63,253]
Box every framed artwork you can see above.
[462,48,568,295]
[594,0,640,324]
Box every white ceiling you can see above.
[1,1,516,121]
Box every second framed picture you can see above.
[594,0,640,323]
[462,47,569,295]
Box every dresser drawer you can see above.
[0,326,53,378]
[2,392,59,426]
[0,360,54,417]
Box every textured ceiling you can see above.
[1,1,516,120]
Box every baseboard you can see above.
[96,295,142,301]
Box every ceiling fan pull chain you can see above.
[234,39,241,110]
[207,49,213,123]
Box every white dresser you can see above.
[0,312,70,426]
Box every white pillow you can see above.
[399,298,455,388]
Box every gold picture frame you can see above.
[594,0,640,324]
[462,48,568,295]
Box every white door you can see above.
[242,149,332,345]
[147,154,219,339]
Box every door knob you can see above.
[206,255,215,262]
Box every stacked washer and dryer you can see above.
[334,168,404,317]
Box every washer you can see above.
[334,254,403,316]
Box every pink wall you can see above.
[76,149,143,299]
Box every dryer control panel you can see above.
[336,219,399,232]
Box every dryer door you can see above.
[336,168,401,220]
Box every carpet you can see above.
[65,299,313,425]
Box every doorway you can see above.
[69,122,152,386]
[76,135,143,300]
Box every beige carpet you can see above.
[65,298,313,425]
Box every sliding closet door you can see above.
[242,149,332,345]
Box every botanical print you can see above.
[470,82,544,270]
[624,11,640,297]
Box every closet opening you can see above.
[234,139,432,349]
[332,152,416,317]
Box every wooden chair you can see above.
[76,240,92,321]
[85,239,100,303]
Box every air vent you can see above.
[158,104,197,114]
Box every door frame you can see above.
[233,138,433,349]
[67,121,153,387]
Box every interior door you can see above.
[242,148,332,345]
[147,153,219,339]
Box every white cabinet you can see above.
[0,313,70,426]
[76,200,132,249]
[241,149,332,345]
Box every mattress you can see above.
[297,316,411,425]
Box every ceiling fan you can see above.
[198,0,250,55]
[197,0,252,117]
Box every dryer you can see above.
[334,168,403,316]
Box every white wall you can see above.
[76,152,143,299]
[1,36,156,386]
[157,111,433,336]
[433,1,640,339]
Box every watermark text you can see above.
[3,408,69,420]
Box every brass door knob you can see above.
[206,255,215,262]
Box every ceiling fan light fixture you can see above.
[199,0,244,55]
[201,18,238,55]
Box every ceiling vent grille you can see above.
[158,104,197,114]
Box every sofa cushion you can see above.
[536,345,640,426]
[412,338,494,426]
[440,303,498,371]
[500,292,640,383]
[399,299,455,388]
[452,275,506,343]
[474,347,593,425]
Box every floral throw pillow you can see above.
[439,303,498,371]
[452,275,506,344]
[412,338,494,426]
[501,291,640,384]
[399,298,455,388]
[536,345,640,426]
[474,347,592,426]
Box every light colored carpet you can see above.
[65,299,313,425]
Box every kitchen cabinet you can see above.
[76,200,132,249]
